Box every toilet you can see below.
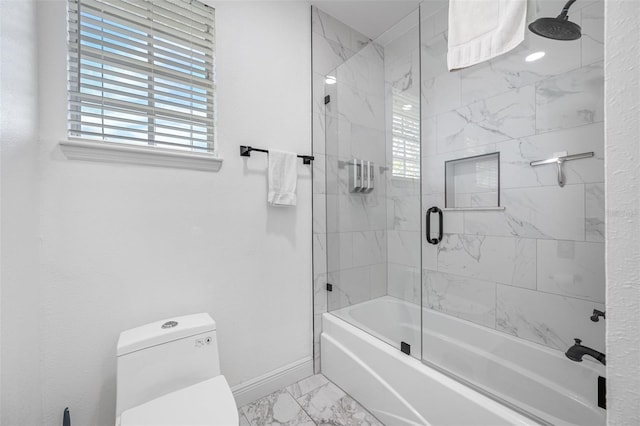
[115,313,238,425]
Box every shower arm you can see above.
[558,0,577,19]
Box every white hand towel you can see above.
[268,149,297,206]
[447,0,527,71]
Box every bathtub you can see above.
[321,296,605,426]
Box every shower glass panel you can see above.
[325,10,422,355]
[420,0,605,423]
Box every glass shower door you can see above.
[324,10,422,357]
[419,0,606,424]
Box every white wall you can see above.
[3,1,312,425]
[605,1,640,424]
[0,0,43,424]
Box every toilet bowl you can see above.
[115,313,238,425]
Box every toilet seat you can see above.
[119,376,238,426]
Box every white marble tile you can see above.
[370,263,387,299]
[422,71,461,118]
[424,271,496,328]
[421,32,449,81]
[241,389,315,426]
[314,272,328,314]
[537,240,605,303]
[313,233,327,275]
[464,184,585,241]
[383,22,419,68]
[312,30,357,76]
[387,230,421,268]
[438,234,536,288]
[327,232,353,272]
[421,116,437,157]
[325,155,340,195]
[585,182,604,242]
[238,409,251,426]
[386,47,420,99]
[388,194,421,231]
[437,86,535,154]
[286,374,330,399]
[422,239,438,272]
[312,7,371,56]
[420,2,448,42]
[351,124,386,165]
[327,266,372,310]
[581,0,604,66]
[388,263,421,305]
[342,193,387,232]
[338,43,385,99]
[535,61,604,133]
[312,112,325,155]
[297,382,383,426]
[313,194,326,234]
[312,154,326,195]
[336,82,386,132]
[459,33,581,105]
[443,210,464,234]
[498,122,604,189]
[352,230,386,267]
[325,115,339,157]
[496,284,605,352]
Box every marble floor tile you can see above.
[239,409,251,426]
[285,374,330,398]
[297,382,383,426]
[241,389,315,426]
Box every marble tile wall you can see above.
[383,15,423,307]
[311,7,385,373]
[324,40,388,311]
[419,0,606,354]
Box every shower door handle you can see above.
[426,206,443,245]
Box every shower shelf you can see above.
[443,207,505,212]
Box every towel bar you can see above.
[240,145,314,165]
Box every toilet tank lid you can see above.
[117,313,216,356]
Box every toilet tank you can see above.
[116,313,221,418]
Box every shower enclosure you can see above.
[312,1,605,424]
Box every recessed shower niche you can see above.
[445,152,500,209]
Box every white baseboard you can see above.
[231,357,314,407]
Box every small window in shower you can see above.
[391,90,420,180]
[445,152,500,208]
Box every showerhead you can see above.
[528,0,582,40]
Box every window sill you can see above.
[59,139,223,172]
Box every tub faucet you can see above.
[590,309,606,322]
[565,338,606,365]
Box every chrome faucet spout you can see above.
[565,338,606,365]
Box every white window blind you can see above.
[392,91,420,179]
[68,0,215,153]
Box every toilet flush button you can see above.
[161,321,178,329]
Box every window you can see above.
[67,0,215,154]
[391,89,420,179]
